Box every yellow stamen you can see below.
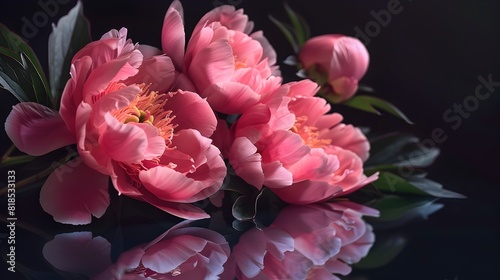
[292,116,331,148]
[234,55,248,70]
[112,83,177,144]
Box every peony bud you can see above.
[299,34,369,102]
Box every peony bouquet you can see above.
[0,1,464,278]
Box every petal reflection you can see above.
[224,202,377,279]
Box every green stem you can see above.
[1,144,15,161]
[0,166,54,196]
[0,155,36,169]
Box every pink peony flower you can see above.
[299,35,369,102]
[5,28,226,224]
[43,221,230,279]
[228,79,377,204]
[222,202,378,280]
[162,1,281,114]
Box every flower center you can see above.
[234,55,248,70]
[113,84,177,145]
[291,116,331,148]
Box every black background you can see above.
[0,0,499,279]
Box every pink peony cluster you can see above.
[5,0,377,224]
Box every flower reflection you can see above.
[43,202,376,279]
[43,221,230,279]
[222,201,378,280]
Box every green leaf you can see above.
[373,172,428,196]
[366,132,440,168]
[48,0,91,108]
[284,3,310,46]
[269,15,299,53]
[232,195,255,221]
[368,195,437,221]
[0,48,50,105]
[372,172,466,198]
[254,188,287,230]
[407,177,466,199]
[0,24,51,105]
[221,173,256,196]
[0,67,28,102]
[231,187,282,226]
[343,95,414,124]
[353,233,408,269]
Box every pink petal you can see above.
[188,39,234,92]
[140,194,210,220]
[162,0,185,70]
[60,56,92,134]
[142,235,207,273]
[294,229,342,266]
[211,118,231,158]
[138,44,162,58]
[91,247,145,280]
[233,103,270,143]
[251,31,277,67]
[87,84,141,128]
[316,112,343,131]
[5,102,75,156]
[309,267,343,280]
[195,5,251,34]
[71,37,120,66]
[75,86,140,175]
[261,130,310,166]
[184,26,215,70]
[330,77,358,101]
[285,79,319,98]
[287,148,339,183]
[124,55,175,93]
[160,129,226,201]
[232,229,267,278]
[325,146,374,194]
[332,209,367,246]
[173,71,197,92]
[329,36,369,81]
[43,232,111,277]
[100,114,165,164]
[299,35,338,70]
[229,137,264,189]
[262,161,293,188]
[139,166,205,201]
[169,129,212,170]
[336,226,375,265]
[202,82,260,114]
[40,160,110,225]
[229,31,263,67]
[324,124,370,162]
[110,162,143,197]
[324,259,352,276]
[262,227,294,260]
[163,90,217,137]
[271,180,342,205]
[181,145,227,200]
[263,250,312,280]
[273,204,343,237]
[288,96,330,126]
[330,201,380,217]
[83,55,141,101]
